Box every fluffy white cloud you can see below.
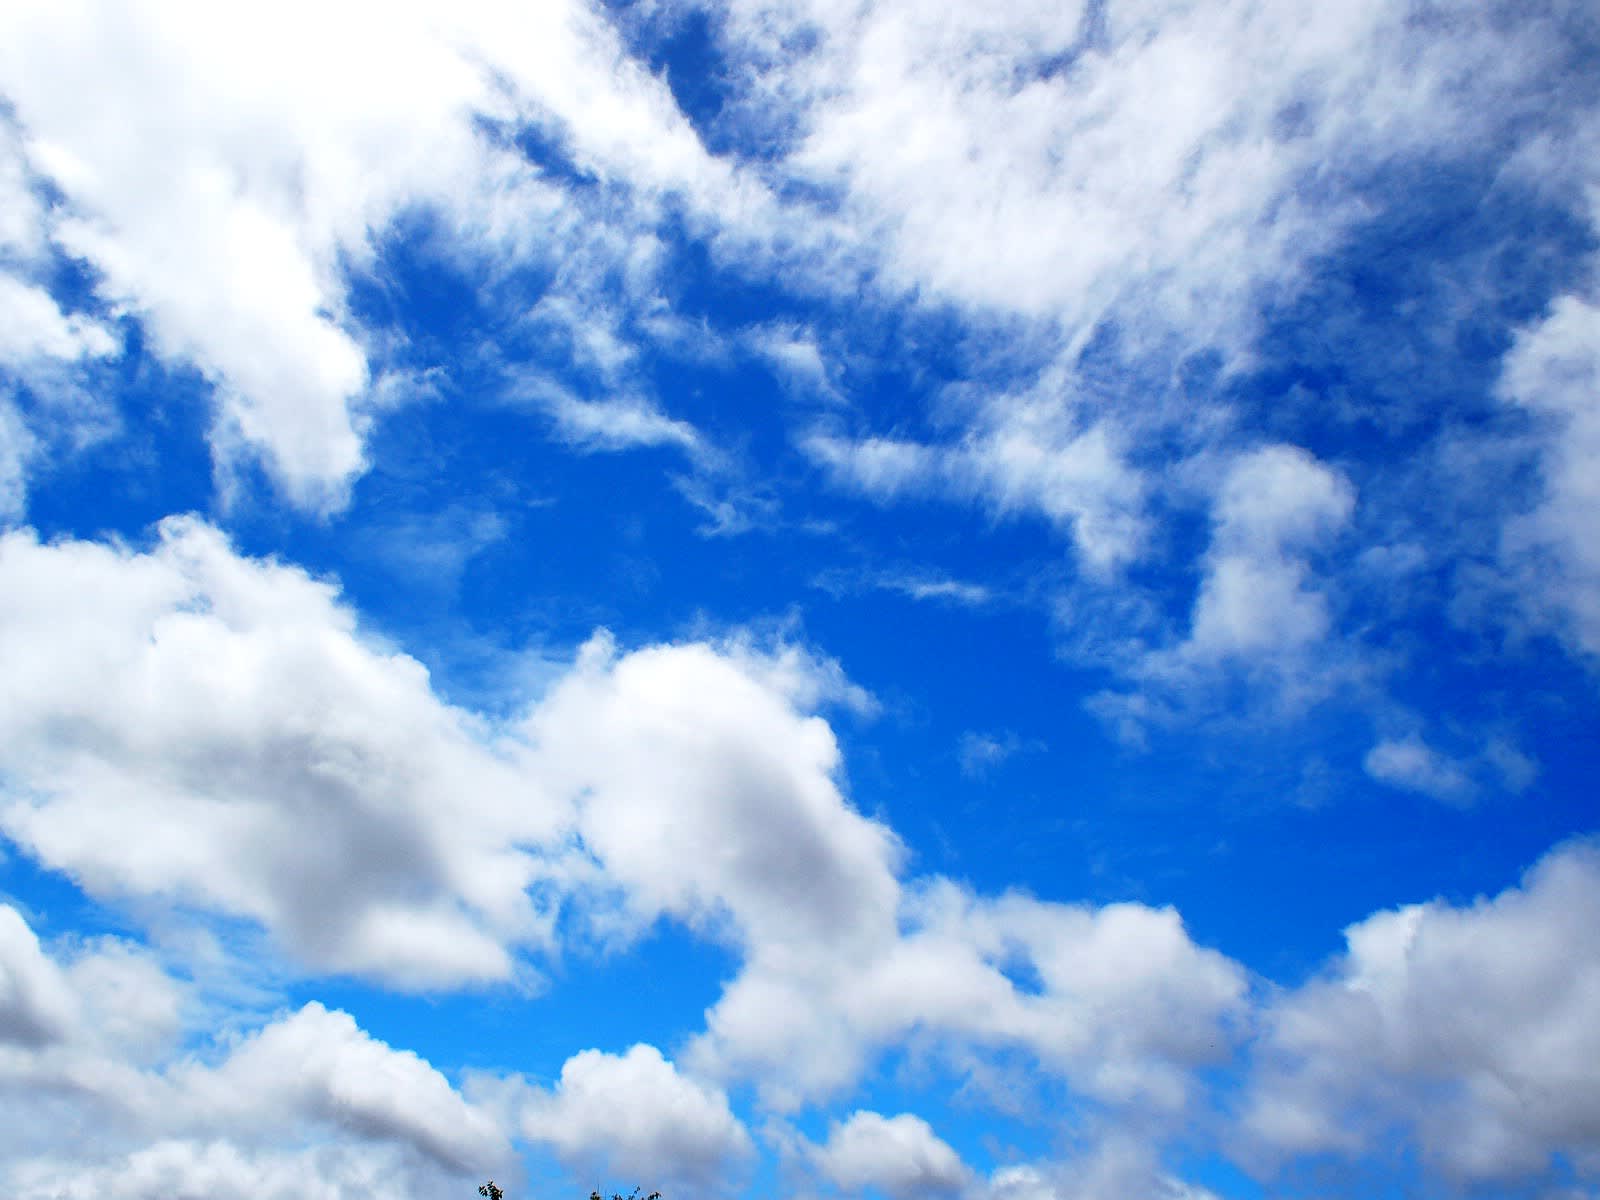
[1084,444,1357,737]
[812,1110,971,1197]
[1499,292,1600,657]
[0,516,905,997]
[0,517,565,988]
[0,0,762,510]
[691,877,1246,1111]
[722,0,1567,341]
[0,274,118,366]
[530,631,903,957]
[521,1044,752,1188]
[179,1002,505,1170]
[10,1140,469,1200]
[1187,445,1355,661]
[0,517,1250,1136]
[0,904,507,1197]
[1243,839,1600,1183]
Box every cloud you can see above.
[722,0,1576,344]
[957,731,1039,779]
[1499,291,1600,658]
[1084,444,1359,738]
[10,1141,470,1200]
[975,1139,1222,1200]
[536,387,707,458]
[0,517,1249,1126]
[528,631,904,955]
[180,1002,506,1170]
[811,1110,972,1197]
[1363,735,1475,804]
[1243,839,1600,1182]
[0,400,31,522]
[804,416,1146,577]
[1186,445,1355,661]
[520,1044,753,1188]
[0,905,77,1047]
[0,902,508,1196]
[0,517,566,988]
[812,565,997,609]
[0,0,765,511]
[0,274,118,366]
[690,876,1246,1112]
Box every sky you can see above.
[0,0,1598,1197]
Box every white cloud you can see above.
[528,632,904,955]
[0,905,77,1047]
[746,324,841,401]
[1363,735,1475,804]
[812,565,996,609]
[179,1002,505,1170]
[0,399,34,523]
[0,903,507,1197]
[10,1140,469,1200]
[0,0,765,511]
[1499,292,1600,657]
[0,518,904,1000]
[521,1044,753,1188]
[537,387,707,457]
[1187,445,1354,661]
[0,517,566,988]
[976,1139,1223,1200]
[1243,839,1600,1183]
[691,877,1246,1112]
[957,731,1035,778]
[0,274,118,365]
[0,521,1249,1165]
[719,0,1548,345]
[812,1110,971,1197]
[0,122,48,260]
[1084,444,1358,737]
[804,432,940,498]
[804,416,1146,577]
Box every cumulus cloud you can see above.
[530,630,903,955]
[179,1002,505,1170]
[0,517,566,988]
[0,517,904,995]
[691,877,1246,1111]
[0,904,505,1198]
[10,1140,469,1200]
[811,1110,971,1197]
[521,1044,753,1188]
[0,516,1252,1149]
[1242,839,1600,1183]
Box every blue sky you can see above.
[1,1,1598,1198]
